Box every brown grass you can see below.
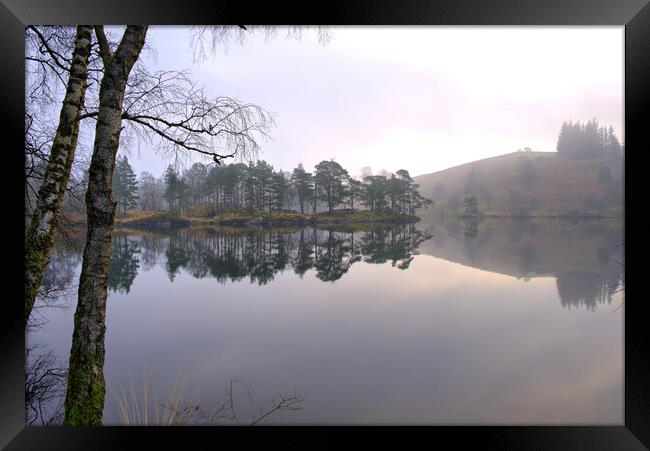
[414,152,623,217]
[109,369,303,426]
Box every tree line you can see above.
[112,156,433,216]
[556,118,623,159]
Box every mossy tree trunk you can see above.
[63,25,148,426]
[25,25,92,322]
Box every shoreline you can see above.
[112,210,421,231]
[27,210,623,236]
[420,212,623,220]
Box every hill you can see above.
[414,151,623,217]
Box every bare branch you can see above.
[119,68,275,165]
[27,25,72,73]
[189,25,332,63]
[251,393,303,425]
[93,25,112,67]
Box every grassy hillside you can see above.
[414,151,623,217]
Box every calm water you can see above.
[27,218,624,425]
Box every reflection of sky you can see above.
[28,226,623,424]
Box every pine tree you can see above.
[291,163,314,214]
[270,171,289,211]
[345,177,364,211]
[605,125,622,156]
[112,156,139,213]
[362,175,388,212]
[314,160,348,212]
[557,119,622,159]
[164,165,182,212]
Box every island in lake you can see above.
[76,158,434,230]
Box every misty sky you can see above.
[121,26,624,179]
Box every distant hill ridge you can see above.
[414,151,623,217]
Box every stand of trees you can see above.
[132,160,432,216]
[556,119,623,159]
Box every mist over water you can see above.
[27,218,623,425]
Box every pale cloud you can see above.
[124,26,624,179]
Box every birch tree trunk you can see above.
[24,25,92,322]
[63,25,148,426]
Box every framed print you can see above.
[3,0,649,448]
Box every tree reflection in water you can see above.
[31,220,624,425]
[107,235,140,294]
[420,217,624,310]
[111,224,432,286]
[556,270,622,311]
[36,225,429,425]
[25,344,67,425]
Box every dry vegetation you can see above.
[415,151,623,217]
[111,208,418,230]
[111,369,303,426]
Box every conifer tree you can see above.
[164,165,184,212]
[112,156,139,213]
[345,177,364,211]
[314,160,348,213]
[291,164,314,214]
[557,119,622,158]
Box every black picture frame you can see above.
[3,0,648,448]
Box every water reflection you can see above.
[25,344,67,425]
[34,237,82,312]
[111,225,431,286]
[29,224,431,425]
[556,271,621,310]
[35,219,625,309]
[418,217,624,310]
[108,218,624,311]
[28,218,623,425]
[107,235,140,294]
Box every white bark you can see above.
[25,25,93,321]
[63,25,148,426]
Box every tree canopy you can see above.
[151,159,433,216]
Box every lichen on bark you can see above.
[25,25,93,322]
[62,25,148,426]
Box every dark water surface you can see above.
[27,218,624,425]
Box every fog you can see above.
[114,26,623,178]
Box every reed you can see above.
[110,369,302,425]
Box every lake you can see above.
[26,217,624,425]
